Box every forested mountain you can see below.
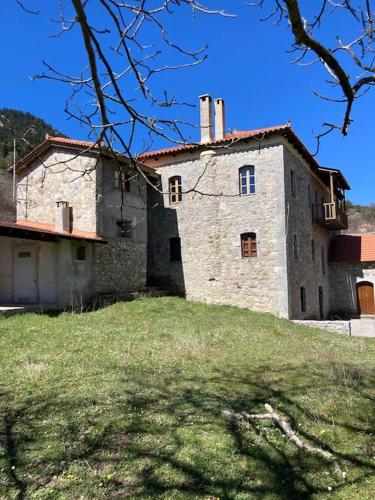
[0,108,65,169]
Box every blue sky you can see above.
[1,1,373,204]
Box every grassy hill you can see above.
[0,109,65,169]
[0,298,374,498]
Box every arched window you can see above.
[169,176,182,204]
[241,232,257,258]
[239,166,255,195]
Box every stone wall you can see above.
[329,262,375,316]
[292,320,351,335]
[283,144,333,319]
[147,139,290,317]
[0,169,16,221]
[16,147,98,233]
[94,158,148,293]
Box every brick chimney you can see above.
[55,201,71,233]
[199,94,213,143]
[214,98,226,141]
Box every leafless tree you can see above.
[251,0,375,146]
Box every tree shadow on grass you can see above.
[0,362,374,498]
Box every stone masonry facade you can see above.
[148,139,290,317]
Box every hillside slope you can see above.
[346,201,375,233]
[0,108,65,169]
[0,297,373,498]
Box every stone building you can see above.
[144,95,350,320]
[0,95,373,318]
[0,136,155,307]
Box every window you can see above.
[319,286,324,319]
[311,239,315,261]
[308,184,311,205]
[76,246,86,261]
[117,220,133,239]
[170,237,181,262]
[169,176,182,204]
[291,170,296,198]
[239,166,255,195]
[321,246,326,275]
[300,287,307,312]
[293,234,298,260]
[114,169,131,192]
[241,233,257,258]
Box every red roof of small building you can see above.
[330,233,375,263]
[0,219,105,243]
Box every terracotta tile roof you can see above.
[330,233,375,263]
[14,135,157,177]
[14,136,101,172]
[139,125,289,159]
[0,219,105,243]
[138,124,350,191]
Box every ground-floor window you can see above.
[170,237,182,262]
[300,286,307,312]
[319,286,324,319]
[241,232,257,258]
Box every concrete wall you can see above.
[292,320,351,335]
[0,169,16,221]
[0,235,95,307]
[16,147,98,233]
[283,144,333,319]
[147,139,290,317]
[94,158,148,293]
[329,262,375,316]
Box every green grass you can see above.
[0,297,374,499]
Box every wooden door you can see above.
[357,282,375,315]
[13,245,38,303]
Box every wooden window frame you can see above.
[169,176,182,204]
[114,169,131,193]
[241,232,257,258]
[239,166,255,196]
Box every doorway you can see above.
[13,245,38,303]
[357,281,375,316]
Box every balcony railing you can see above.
[312,202,348,230]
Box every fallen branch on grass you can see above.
[224,403,344,477]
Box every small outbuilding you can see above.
[330,233,375,316]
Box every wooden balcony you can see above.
[312,202,348,230]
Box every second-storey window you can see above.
[321,246,326,275]
[293,234,299,260]
[241,232,257,258]
[311,239,315,261]
[239,166,255,195]
[291,170,296,198]
[169,176,182,204]
[114,169,131,192]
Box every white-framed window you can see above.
[239,166,255,195]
